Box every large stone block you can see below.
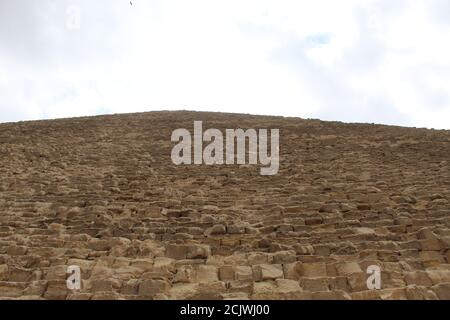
[299,278,329,292]
[44,280,68,300]
[195,265,219,283]
[165,244,188,260]
[252,264,284,281]
[234,266,253,281]
[404,271,433,287]
[138,279,171,296]
[187,244,211,259]
[165,244,211,260]
[301,263,327,277]
[0,265,8,281]
[174,265,195,283]
[219,265,235,281]
[335,262,362,276]
[272,250,296,264]
[431,283,450,300]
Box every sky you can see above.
[0,0,449,129]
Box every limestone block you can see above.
[252,264,284,281]
[234,266,253,281]
[301,263,327,277]
[138,279,171,296]
[195,265,219,283]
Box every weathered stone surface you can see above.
[272,250,296,264]
[43,280,68,300]
[165,245,188,260]
[350,290,381,300]
[299,278,330,291]
[0,111,449,300]
[253,264,284,281]
[405,285,439,300]
[300,263,327,277]
[0,265,8,281]
[204,225,226,237]
[234,266,253,281]
[335,262,363,276]
[173,265,195,283]
[404,272,433,287]
[431,283,450,300]
[218,265,234,281]
[138,279,171,296]
[195,265,219,283]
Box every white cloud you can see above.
[0,0,449,128]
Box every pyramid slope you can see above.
[0,111,449,300]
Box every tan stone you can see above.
[335,262,362,276]
[350,290,381,300]
[299,278,329,291]
[404,271,433,287]
[23,281,47,296]
[426,269,450,285]
[192,281,226,299]
[282,262,303,280]
[431,283,450,300]
[275,279,301,292]
[440,236,450,249]
[301,263,327,277]
[312,291,351,300]
[8,266,33,282]
[253,281,277,295]
[130,259,154,271]
[252,264,284,281]
[219,265,235,281]
[153,257,176,273]
[247,252,271,265]
[91,292,121,300]
[0,282,26,298]
[228,280,253,294]
[294,244,315,255]
[45,265,67,281]
[90,279,121,292]
[221,292,249,300]
[405,285,439,300]
[165,244,188,259]
[204,224,226,236]
[186,244,211,259]
[1,111,450,300]
[329,276,349,291]
[67,293,92,300]
[44,280,68,300]
[272,250,296,264]
[0,265,8,281]
[234,266,253,281]
[347,273,369,292]
[420,239,441,251]
[380,288,408,300]
[167,283,199,300]
[120,279,140,295]
[90,265,114,279]
[174,265,195,283]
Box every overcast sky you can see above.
[1,0,449,128]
